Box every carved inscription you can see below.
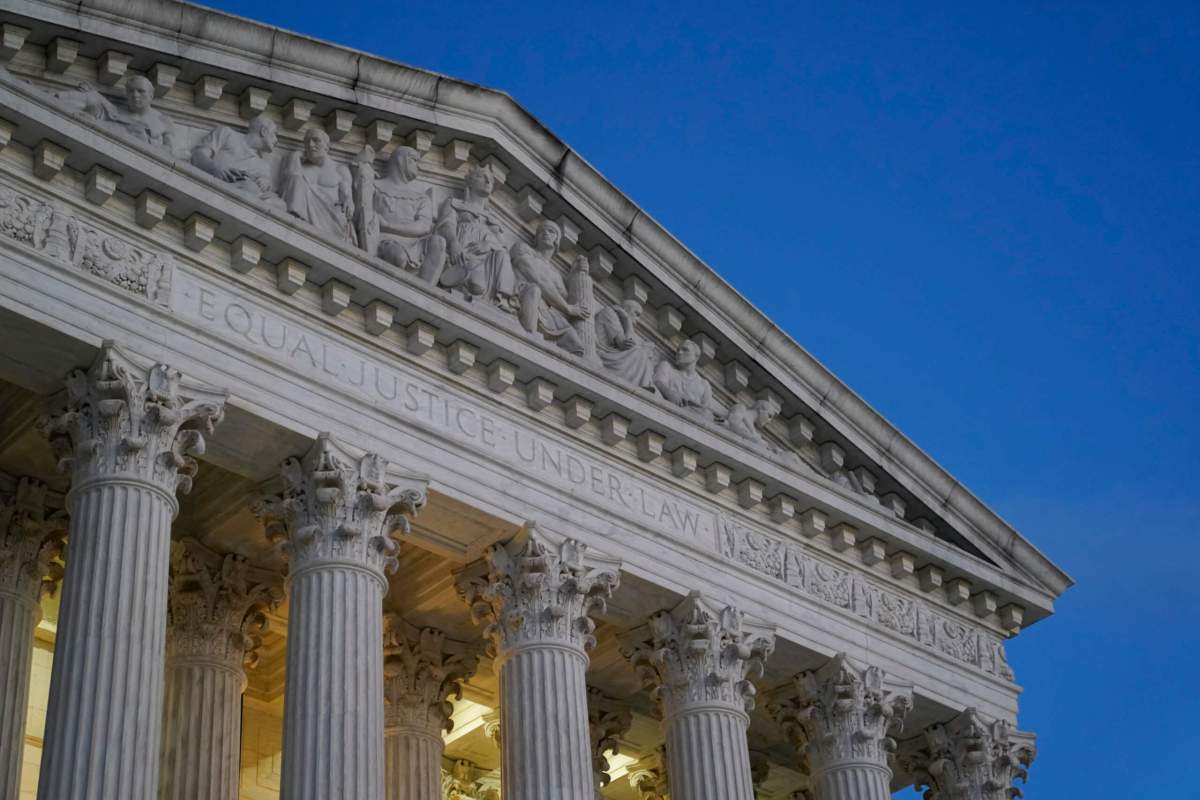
[720,515,1014,680]
[177,280,717,548]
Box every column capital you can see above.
[627,749,669,800]
[900,708,1036,800]
[166,538,284,674]
[768,653,913,773]
[442,758,500,800]
[254,433,427,581]
[454,523,620,658]
[588,687,633,791]
[0,476,65,602]
[382,614,479,736]
[622,591,775,720]
[40,342,227,499]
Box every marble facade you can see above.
[0,2,1069,799]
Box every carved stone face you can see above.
[125,77,153,113]
[676,340,699,368]
[248,119,278,154]
[303,130,330,164]
[754,399,779,426]
[620,299,643,320]
[536,221,561,252]
[466,166,495,197]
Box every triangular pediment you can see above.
[0,0,1070,629]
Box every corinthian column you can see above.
[37,343,226,800]
[900,708,1036,800]
[455,525,620,800]
[769,654,912,800]
[382,614,479,800]
[255,434,427,800]
[159,539,283,800]
[622,592,775,800]
[0,477,63,800]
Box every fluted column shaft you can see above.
[622,593,775,800]
[664,706,756,800]
[499,644,594,800]
[0,589,39,800]
[38,481,174,800]
[35,344,227,800]
[381,617,477,800]
[282,565,386,799]
[159,540,280,800]
[255,435,427,800]
[812,764,891,800]
[160,659,244,800]
[455,527,620,800]
[384,726,442,800]
[0,476,61,800]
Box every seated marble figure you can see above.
[190,116,284,210]
[725,394,803,466]
[511,220,590,356]
[654,340,721,420]
[59,75,180,154]
[355,146,448,282]
[279,128,356,244]
[594,299,657,390]
[436,163,517,310]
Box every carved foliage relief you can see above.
[719,515,1013,681]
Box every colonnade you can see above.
[0,344,1035,800]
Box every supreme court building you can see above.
[0,2,1071,799]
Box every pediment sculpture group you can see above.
[49,76,795,461]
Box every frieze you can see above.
[176,278,719,550]
[0,179,173,307]
[718,515,1013,681]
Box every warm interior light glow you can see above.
[443,699,492,745]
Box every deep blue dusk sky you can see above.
[199,2,1198,796]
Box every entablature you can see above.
[0,2,1069,634]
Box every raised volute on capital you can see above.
[40,342,227,498]
[0,476,65,601]
[588,687,634,793]
[899,708,1036,800]
[454,522,621,658]
[166,538,284,673]
[627,748,669,800]
[381,613,480,735]
[621,591,776,718]
[253,433,428,580]
[768,653,913,774]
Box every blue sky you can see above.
[201,1,1199,795]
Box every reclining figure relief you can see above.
[58,76,181,155]
[190,115,284,211]
[594,299,658,391]
[436,163,517,311]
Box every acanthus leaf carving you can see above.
[0,476,66,602]
[454,523,620,658]
[587,688,633,792]
[899,708,1036,800]
[382,614,480,736]
[39,343,226,495]
[768,653,913,775]
[621,591,775,718]
[252,433,427,581]
[166,538,284,673]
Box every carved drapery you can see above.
[160,539,283,800]
[382,615,479,800]
[255,434,427,800]
[768,654,912,800]
[622,593,775,800]
[900,709,1036,800]
[456,525,620,800]
[35,344,225,800]
[0,477,64,800]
